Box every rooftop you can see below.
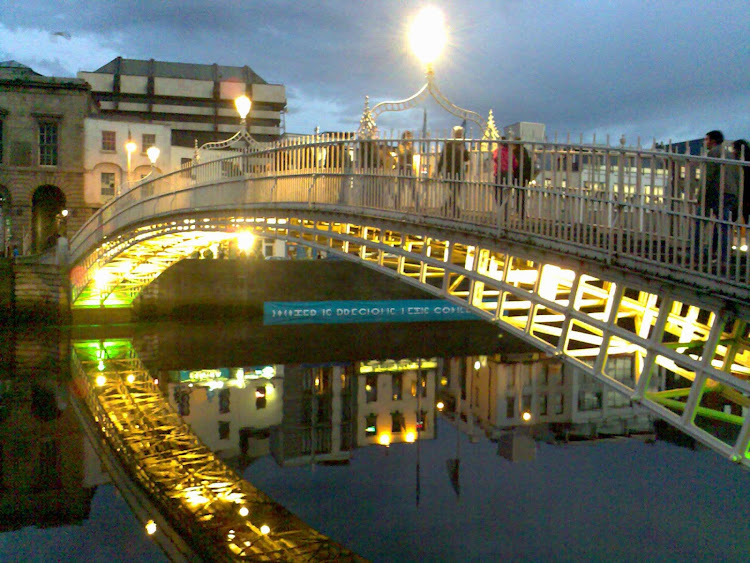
[88,57,269,85]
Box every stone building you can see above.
[0,61,92,254]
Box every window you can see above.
[142,133,156,154]
[39,122,58,166]
[392,373,403,401]
[365,413,377,436]
[552,393,564,414]
[101,172,116,197]
[101,130,116,151]
[218,421,230,440]
[416,409,428,431]
[578,391,602,412]
[218,388,230,414]
[391,411,405,433]
[365,375,377,403]
[539,394,548,416]
[505,396,515,418]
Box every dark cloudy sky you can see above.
[1,1,748,143]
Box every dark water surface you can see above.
[1,320,748,562]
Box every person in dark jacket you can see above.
[438,126,469,218]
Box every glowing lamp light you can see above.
[125,139,137,154]
[96,374,106,387]
[405,431,416,443]
[378,434,391,447]
[522,411,532,422]
[474,360,481,370]
[436,401,445,411]
[126,373,135,384]
[239,506,249,517]
[61,209,68,217]
[409,6,447,66]
[236,231,255,254]
[260,524,270,535]
[146,145,160,165]
[235,95,252,120]
[145,520,157,535]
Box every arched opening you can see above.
[31,185,66,253]
[0,185,10,256]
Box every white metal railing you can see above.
[69,133,750,298]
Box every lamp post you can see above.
[198,94,262,154]
[358,6,490,138]
[124,131,137,194]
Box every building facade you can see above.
[0,61,92,254]
[78,57,286,150]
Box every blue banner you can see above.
[263,300,478,325]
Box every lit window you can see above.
[392,373,403,401]
[39,122,58,166]
[142,133,156,154]
[365,414,377,437]
[100,172,115,196]
[365,375,377,403]
[101,130,116,151]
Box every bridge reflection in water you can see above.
[70,339,365,562]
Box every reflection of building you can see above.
[271,363,356,467]
[440,352,661,461]
[0,61,91,254]
[357,359,437,448]
[166,366,282,466]
[0,335,96,530]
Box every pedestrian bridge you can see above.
[67,135,749,472]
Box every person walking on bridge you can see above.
[438,126,469,219]
[699,130,739,263]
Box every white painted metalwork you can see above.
[66,135,750,468]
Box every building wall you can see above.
[0,71,91,253]
[83,117,173,206]
[78,58,287,146]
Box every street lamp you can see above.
[358,6,491,138]
[198,94,262,154]
[146,146,160,171]
[124,131,137,194]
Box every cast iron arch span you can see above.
[70,210,750,468]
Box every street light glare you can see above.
[146,145,160,164]
[409,6,447,66]
[235,95,252,120]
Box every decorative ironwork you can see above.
[358,68,489,137]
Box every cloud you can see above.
[1,1,748,142]
[0,23,121,76]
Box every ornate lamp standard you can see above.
[358,6,490,138]
[122,131,137,194]
[197,94,263,156]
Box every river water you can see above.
[0,318,748,562]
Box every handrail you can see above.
[68,136,749,300]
